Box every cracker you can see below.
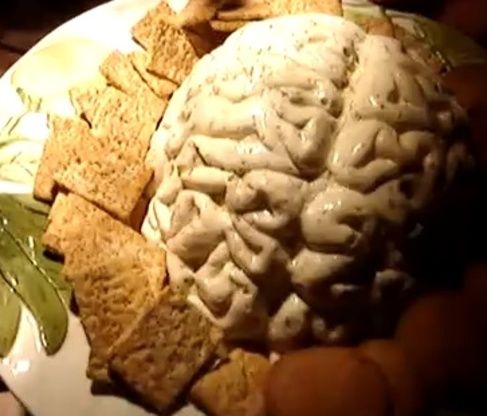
[34,116,91,202]
[184,23,230,56]
[216,2,272,21]
[210,19,248,32]
[128,51,178,98]
[344,10,395,37]
[110,288,222,413]
[46,87,160,222]
[70,85,106,120]
[43,194,166,293]
[190,349,270,416]
[43,194,166,381]
[42,192,98,256]
[148,21,199,85]
[176,0,225,28]
[54,158,153,224]
[131,1,176,51]
[99,51,166,121]
[271,0,343,16]
[86,87,162,159]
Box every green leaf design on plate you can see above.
[386,10,487,69]
[0,194,70,355]
[414,18,487,69]
[16,88,42,113]
[0,88,48,185]
[0,277,21,357]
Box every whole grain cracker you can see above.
[176,0,226,28]
[43,194,165,294]
[344,10,395,37]
[147,21,199,85]
[216,2,272,21]
[210,19,249,32]
[86,87,163,158]
[99,51,166,120]
[128,51,178,98]
[190,349,270,416]
[184,23,230,56]
[271,0,343,16]
[70,85,105,120]
[110,288,222,414]
[34,116,91,202]
[54,159,153,224]
[131,1,176,51]
[43,194,166,381]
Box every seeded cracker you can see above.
[110,288,222,414]
[131,1,176,51]
[54,159,152,225]
[148,21,199,85]
[271,0,343,16]
[99,51,166,122]
[210,19,249,33]
[176,0,225,28]
[70,85,105,120]
[43,194,166,381]
[34,117,91,202]
[43,193,166,294]
[343,8,395,37]
[190,349,270,416]
[128,51,178,98]
[216,2,272,21]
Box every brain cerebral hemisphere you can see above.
[143,14,467,348]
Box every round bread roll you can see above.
[359,340,426,416]
[395,292,486,404]
[265,347,389,416]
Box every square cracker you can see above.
[110,288,222,413]
[43,193,166,294]
[43,194,166,381]
[99,51,166,123]
[343,8,395,37]
[210,19,248,33]
[82,87,161,161]
[271,0,343,16]
[34,116,91,202]
[147,21,199,85]
[131,1,176,51]
[47,88,158,222]
[128,51,178,98]
[70,85,105,121]
[216,1,273,21]
[54,157,153,224]
[190,349,270,416]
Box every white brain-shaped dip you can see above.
[143,14,467,348]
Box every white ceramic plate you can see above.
[0,1,200,415]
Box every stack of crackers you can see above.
[32,0,412,414]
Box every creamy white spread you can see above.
[143,14,467,348]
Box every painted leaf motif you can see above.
[0,194,70,355]
[0,277,21,358]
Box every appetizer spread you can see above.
[1,0,482,415]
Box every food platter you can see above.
[0,1,199,415]
[1,0,486,415]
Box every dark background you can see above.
[0,0,106,75]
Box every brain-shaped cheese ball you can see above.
[143,14,467,348]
